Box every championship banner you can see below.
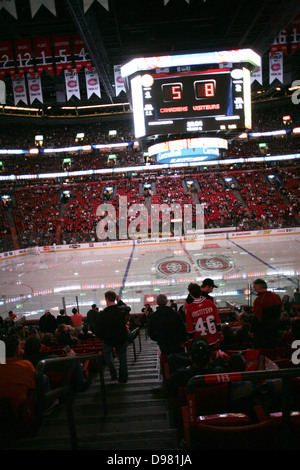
[83,0,109,12]
[14,38,35,78]
[53,35,73,75]
[0,40,16,80]
[27,74,43,104]
[29,0,56,17]
[12,76,28,105]
[34,36,54,76]
[0,0,17,18]
[72,34,92,74]
[291,15,300,55]
[269,51,283,84]
[64,69,80,100]
[85,68,101,99]
[164,0,189,4]
[114,65,126,96]
[270,30,287,57]
[250,66,262,85]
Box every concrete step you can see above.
[9,333,180,451]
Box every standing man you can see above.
[200,278,218,302]
[148,294,186,355]
[251,278,282,347]
[185,283,222,348]
[38,309,57,335]
[95,291,131,383]
[86,304,100,334]
[252,278,282,320]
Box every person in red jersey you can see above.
[251,278,283,348]
[185,282,223,348]
[252,278,282,320]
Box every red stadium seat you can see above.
[181,407,251,448]
[188,419,283,450]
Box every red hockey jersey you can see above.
[185,297,222,347]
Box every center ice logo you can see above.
[197,255,234,273]
[156,259,191,276]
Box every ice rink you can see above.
[0,228,299,321]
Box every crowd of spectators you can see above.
[0,160,298,251]
[0,102,299,251]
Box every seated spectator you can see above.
[234,312,255,346]
[220,324,237,348]
[23,336,55,368]
[78,324,94,340]
[55,324,80,346]
[24,334,89,393]
[38,310,57,335]
[0,335,35,417]
[4,311,17,324]
[280,318,300,347]
[229,349,282,414]
[71,307,84,336]
[167,338,228,396]
[148,294,186,355]
[56,309,72,327]
[278,311,291,332]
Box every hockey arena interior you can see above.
[0,0,300,453]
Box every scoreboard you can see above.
[121,49,261,140]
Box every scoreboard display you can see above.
[121,49,261,140]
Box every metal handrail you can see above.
[35,352,106,450]
[186,367,300,450]
[34,329,142,450]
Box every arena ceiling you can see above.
[0,0,300,114]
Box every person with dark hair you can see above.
[252,279,282,320]
[148,294,186,355]
[140,303,153,329]
[4,311,17,325]
[86,304,100,333]
[24,335,89,393]
[185,283,222,348]
[38,310,57,335]
[280,318,300,347]
[167,338,227,395]
[200,278,218,302]
[55,324,79,346]
[71,307,83,336]
[95,291,131,383]
[0,335,35,417]
[56,308,72,327]
[251,278,282,348]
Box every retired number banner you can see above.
[73,34,92,74]
[0,40,16,80]
[14,38,35,78]
[34,36,54,76]
[53,35,73,75]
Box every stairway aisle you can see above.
[11,331,179,451]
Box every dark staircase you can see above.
[11,331,179,450]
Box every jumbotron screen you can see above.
[121,49,261,139]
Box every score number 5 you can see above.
[162,82,183,102]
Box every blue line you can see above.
[118,240,136,299]
[227,234,297,285]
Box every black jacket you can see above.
[148,305,187,355]
[95,301,131,346]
